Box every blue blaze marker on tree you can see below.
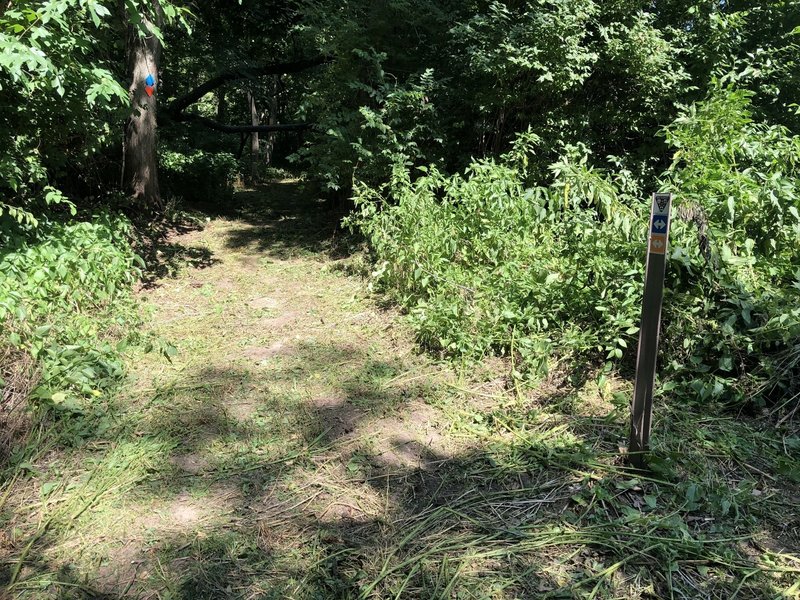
[145,74,155,87]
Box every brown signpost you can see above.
[628,192,672,469]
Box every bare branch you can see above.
[168,55,330,116]
[172,112,311,134]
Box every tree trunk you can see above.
[247,88,260,181]
[217,87,227,123]
[123,1,163,210]
[264,75,278,166]
[236,132,250,160]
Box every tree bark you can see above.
[264,75,278,166]
[236,132,250,160]
[123,1,164,210]
[247,88,260,180]
[217,87,227,124]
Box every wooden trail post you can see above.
[628,192,672,469]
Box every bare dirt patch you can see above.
[248,296,281,310]
[225,400,259,423]
[361,401,453,471]
[258,311,300,329]
[241,341,291,362]
[95,541,144,594]
[310,394,364,441]
[169,452,210,475]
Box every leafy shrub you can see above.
[0,0,129,227]
[350,86,800,406]
[160,149,239,204]
[292,47,445,193]
[348,137,648,377]
[0,214,142,411]
[660,85,800,404]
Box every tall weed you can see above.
[350,87,800,406]
[0,214,142,416]
[348,139,647,377]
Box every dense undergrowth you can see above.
[0,210,142,456]
[160,147,239,205]
[349,87,800,410]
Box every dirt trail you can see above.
[117,180,478,595]
[6,179,481,598]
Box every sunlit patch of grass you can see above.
[317,379,799,599]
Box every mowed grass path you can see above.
[2,180,799,599]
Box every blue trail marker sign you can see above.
[629,192,672,469]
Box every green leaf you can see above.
[33,325,52,337]
[41,481,59,496]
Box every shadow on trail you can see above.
[135,218,220,288]
[4,387,795,597]
[130,177,365,296]
[138,178,343,288]
[90,358,798,599]
[223,180,356,261]
[7,338,794,599]
[111,333,800,599]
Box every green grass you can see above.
[0,179,798,599]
